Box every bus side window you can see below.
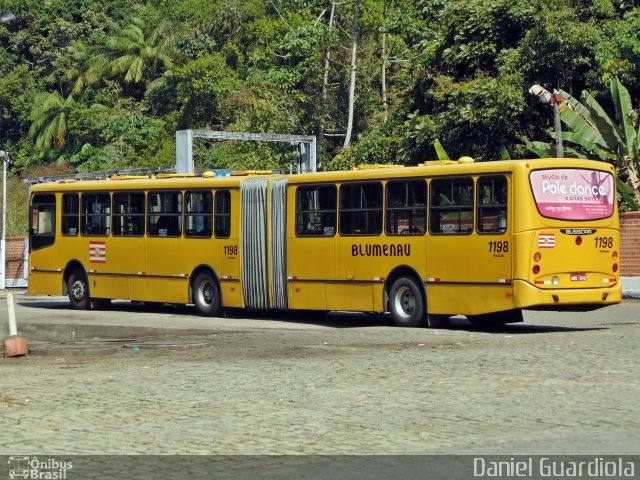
[477,176,507,234]
[148,192,182,237]
[429,178,474,235]
[214,190,231,238]
[62,193,79,236]
[113,192,145,236]
[295,185,337,237]
[81,192,111,236]
[386,180,427,235]
[339,182,383,236]
[185,191,213,238]
[30,193,56,250]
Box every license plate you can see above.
[570,273,587,281]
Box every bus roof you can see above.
[30,158,614,192]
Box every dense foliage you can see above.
[2,0,640,232]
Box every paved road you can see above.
[1,293,639,455]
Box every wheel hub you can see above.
[395,286,415,318]
[71,280,86,301]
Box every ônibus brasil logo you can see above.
[8,456,73,480]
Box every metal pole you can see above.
[553,102,563,158]
[1,153,7,290]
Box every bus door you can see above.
[105,191,146,300]
[330,182,384,312]
[287,184,337,310]
[426,175,513,315]
[145,190,188,303]
[29,193,58,294]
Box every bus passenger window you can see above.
[185,191,213,238]
[477,176,507,234]
[148,192,182,237]
[62,193,79,236]
[429,178,474,235]
[113,192,145,236]
[339,182,383,236]
[386,180,427,235]
[295,185,337,237]
[30,193,56,250]
[81,193,111,236]
[214,190,231,238]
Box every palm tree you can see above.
[527,78,640,209]
[28,91,75,151]
[103,17,174,89]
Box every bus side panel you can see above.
[28,270,63,296]
[146,237,190,304]
[29,244,63,295]
[220,189,244,308]
[219,231,243,308]
[426,235,515,316]
[426,285,514,315]
[287,236,335,311]
[90,237,142,300]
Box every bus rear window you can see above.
[530,168,614,220]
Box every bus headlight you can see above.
[552,276,560,286]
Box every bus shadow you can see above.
[18,300,607,333]
[445,317,606,334]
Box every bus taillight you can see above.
[612,251,618,260]
[575,236,582,246]
[532,265,540,275]
[533,252,541,262]
[613,263,619,273]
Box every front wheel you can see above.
[388,276,427,327]
[192,273,222,316]
[67,270,90,310]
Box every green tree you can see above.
[527,78,640,209]
[85,16,175,96]
[28,91,75,151]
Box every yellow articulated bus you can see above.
[28,158,621,327]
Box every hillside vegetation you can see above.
[2,0,640,233]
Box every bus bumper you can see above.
[513,279,622,311]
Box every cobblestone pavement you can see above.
[1,297,639,455]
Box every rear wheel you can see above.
[192,273,222,316]
[388,276,427,327]
[67,270,90,310]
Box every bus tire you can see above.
[388,276,427,327]
[192,273,222,316]
[68,270,91,310]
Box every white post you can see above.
[1,151,8,290]
[7,292,17,336]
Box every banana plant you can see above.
[527,79,640,210]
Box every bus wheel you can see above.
[389,277,427,327]
[192,273,221,316]
[68,270,90,310]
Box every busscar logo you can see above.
[8,456,73,480]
